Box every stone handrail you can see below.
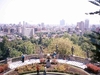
[0,59,5,64]
[0,54,40,64]
[73,56,90,64]
[0,54,90,64]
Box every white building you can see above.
[78,21,85,31]
[60,19,65,25]
[84,19,89,30]
[17,26,22,34]
[22,26,34,38]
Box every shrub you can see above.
[51,58,58,64]
[57,64,66,72]
[40,58,45,64]
[86,63,100,73]
[0,66,4,73]
[2,64,8,70]
[0,64,8,73]
[14,63,87,75]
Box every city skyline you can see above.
[0,0,100,25]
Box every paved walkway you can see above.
[8,59,87,70]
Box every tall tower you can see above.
[84,19,89,30]
[22,23,26,36]
[79,21,84,31]
[60,19,65,25]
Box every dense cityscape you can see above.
[0,19,100,41]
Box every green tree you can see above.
[9,48,22,57]
[71,34,79,44]
[42,38,52,47]
[1,36,11,59]
[89,32,100,61]
[87,0,100,62]
[30,37,38,44]
[18,41,35,54]
[83,31,92,37]
[63,33,71,39]
[48,38,86,57]
[78,36,90,46]
[0,49,3,59]
[22,36,28,40]
[81,42,95,57]
[38,36,42,44]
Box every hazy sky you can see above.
[0,0,100,25]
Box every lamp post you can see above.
[24,46,27,54]
[7,48,10,58]
[86,50,89,58]
[71,46,74,56]
[40,46,43,53]
[5,48,10,64]
[40,46,43,58]
[55,44,58,54]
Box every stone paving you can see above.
[8,59,87,70]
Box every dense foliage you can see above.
[47,38,86,57]
[89,31,100,61]
[0,36,36,60]
[0,31,97,61]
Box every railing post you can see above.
[7,58,12,64]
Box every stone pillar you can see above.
[7,58,12,64]
[71,46,74,56]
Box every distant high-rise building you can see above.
[19,22,21,25]
[78,21,85,31]
[68,28,71,33]
[84,19,89,30]
[23,21,27,26]
[75,24,79,31]
[41,23,44,26]
[91,25,96,31]
[60,19,65,25]
[17,26,22,34]
[23,21,26,25]
[22,25,34,38]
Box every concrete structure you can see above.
[17,26,22,34]
[79,21,85,31]
[22,26,34,38]
[84,19,89,30]
[60,19,65,25]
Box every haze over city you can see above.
[0,0,100,25]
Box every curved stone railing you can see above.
[0,54,40,64]
[4,59,90,75]
[12,54,39,62]
[0,59,5,63]
[72,56,90,64]
[0,54,91,65]
[0,53,92,75]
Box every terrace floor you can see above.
[8,59,87,69]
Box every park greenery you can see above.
[14,63,87,75]
[0,31,99,62]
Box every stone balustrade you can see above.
[0,54,91,64]
[0,60,5,64]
